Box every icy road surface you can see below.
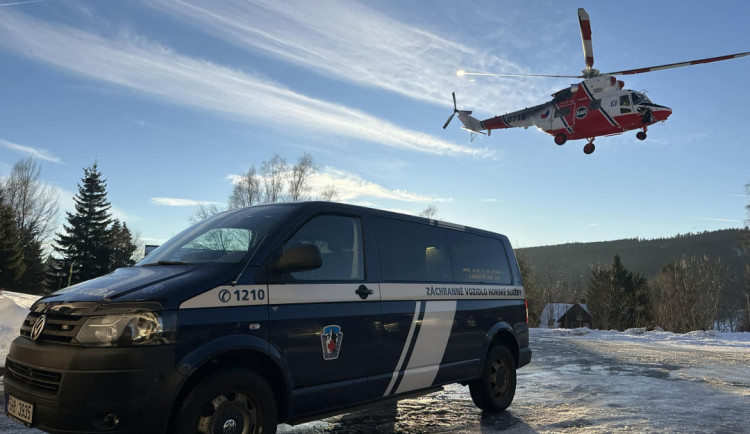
[2,328,749,433]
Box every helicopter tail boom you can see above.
[456,112,484,134]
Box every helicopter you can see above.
[443,8,749,154]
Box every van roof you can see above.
[252,201,508,241]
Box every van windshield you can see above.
[138,205,294,265]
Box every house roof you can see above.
[539,303,590,327]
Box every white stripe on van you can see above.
[383,301,422,396]
[181,282,522,309]
[394,300,457,394]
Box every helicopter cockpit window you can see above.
[631,92,650,105]
[619,95,632,114]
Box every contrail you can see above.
[0,0,48,7]
[689,217,742,223]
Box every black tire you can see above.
[173,368,278,434]
[554,133,567,146]
[469,345,517,413]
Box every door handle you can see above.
[355,285,374,300]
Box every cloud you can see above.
[311,167,451,203]
[150,197,223,207]
[689,217,742,223]
[0,138,62,163]
[586,223,600,227]
[0,1,47,6]
[144,0,548,113]
[0,10,489,158]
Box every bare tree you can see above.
[1,157,59,245]
[229,167,261,209]
[419,205,438,219]
[190,204,221,224]
[651,255,727,333]
[261,154,288,203]
[287,153,316,202]
[318,184,339,201]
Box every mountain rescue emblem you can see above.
[320,325,343,360]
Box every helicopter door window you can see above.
[619,95,632,114]
[555,107,571,118]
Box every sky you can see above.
[0,0,748,250]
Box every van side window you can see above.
[445,231,512,284]
[373,217,452,282]
[284,215,364,281]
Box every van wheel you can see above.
[173,368,277,434]
[468,345,516,413]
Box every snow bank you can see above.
[0,290,41,368]
[532,326,750,350]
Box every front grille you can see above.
[4,359,62,395]
[20,311,86,345]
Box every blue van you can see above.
[4,202,531,434]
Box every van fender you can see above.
[176,334,291,385]
[479,322,520,369]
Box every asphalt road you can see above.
[3,330,749,433]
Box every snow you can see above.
[0,291,41,369]
[532,326,750,350]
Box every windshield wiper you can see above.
[141,260,194,266]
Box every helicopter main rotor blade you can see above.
[578,8,594,73]
[457,70,580,78]
[605,51,750,76]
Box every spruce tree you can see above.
[109,219,137,269]
[0,196,26,289]
[586,255,649,330]
[15,238,44,294]
[54,163,113,285]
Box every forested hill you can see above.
[517,229,747,283]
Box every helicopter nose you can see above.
[654,105,672,121]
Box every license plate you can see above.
[5,394,34,427]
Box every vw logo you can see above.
[222,419,237,434]
[31,314,46,341]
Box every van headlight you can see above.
[75,311,176,347]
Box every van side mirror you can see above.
[273,244,322,273]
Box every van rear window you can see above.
[444,230,512,284]
[373,217,512,284]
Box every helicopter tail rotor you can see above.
[443,92,459,129]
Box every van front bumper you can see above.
[3,336,183,434]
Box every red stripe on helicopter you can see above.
[482,116,510,130]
